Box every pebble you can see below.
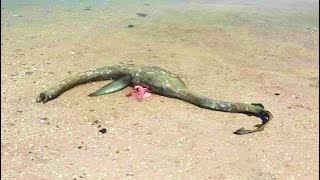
[136,13,147,17]
[25,71,33,75]
[83,6,91,11]
[99,128,107,134]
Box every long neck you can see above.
[38,66,122,102]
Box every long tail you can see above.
[36,66,120,103]
[174,89,273,135]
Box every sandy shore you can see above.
[1,2,319,179]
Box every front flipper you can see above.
[88,76,132,97]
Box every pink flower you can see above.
[126,85,151,101]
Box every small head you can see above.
[36,92,52,103]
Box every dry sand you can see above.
[1,2,319,179]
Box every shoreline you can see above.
[1,1,319,179]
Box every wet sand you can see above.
[1,2,319,179]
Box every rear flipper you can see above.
[233,102,272,135]
[88,76,132,97]
[233,109,273,135]
[172,89,273,135]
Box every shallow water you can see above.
[2,0,319,10]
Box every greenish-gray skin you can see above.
[37,64,272,135]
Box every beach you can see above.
[1,0,319,179]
